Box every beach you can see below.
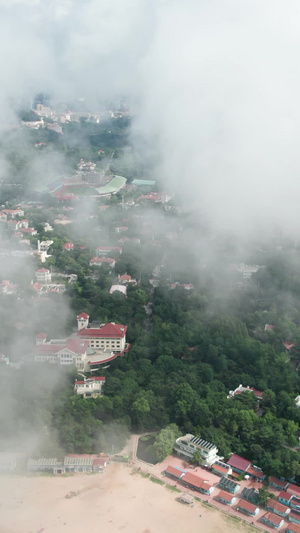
[0,462,256,533]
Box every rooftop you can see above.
[227,454,251,472]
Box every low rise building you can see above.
[287,523,300,533]
[269,477,289,491]
[279,491,293,506]
[266,499,290,518]
[74,376,105,398]
[237,500,260,517]
[77,317,127,353]
[180,472,214,495]
[36,268,51,284]
[211,461,232,477]
[173,434,219,466]
[218,477,240,494]
[227,454,251,474]
[261,511,284,529]
[216,491,237,505]
[163,465,185,482]
[289,511,300,526]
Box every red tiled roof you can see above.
[212,464,230,474]
[227,455,251,471]
[93,376,105,381]
[119,274,131,281]
[267,499,288,513]
[164,465,184,479]
[278,490,290,500]
[36,268,50,273]
[263,512,283,526]
[90,257,116,263]
[286,523,300,533]
[34,344,64,354]
[77,312,89,320]
[269,476,287,488]
[78,323,127,339]
[75,380,84,385]
[35,332,47,339]
[247,466,264,479]
[64,242,74,249]
[217,490,234,502]
[65,339,88,355]
[93,457,106,467]
[182,472,211,491]
[284,342,295,350]
[237,500,258,513]
[288,483,300,496]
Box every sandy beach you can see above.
[0,462,257,533]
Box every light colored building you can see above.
[33,338,89,370]
[74,376,105,398]
[38,240,53,252]
[109,284,127,296]
[90,257,116,268]
[77,318,127,353]
[227,384,263,400]
[36,268,51,284]
[174,434,219,466]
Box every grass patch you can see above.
[149,476,165,485]
[200,501,217,511]
[165,484,181,493]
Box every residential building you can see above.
[74,376,105,398]
[211,461,232,477]
[247,465,265,481]
[118,274,137,285]
[279,491,293,506]
[241,487,259,504]
[269,477,289,491]
[89,257,116,268]
[290,511,300,526]
[77,312,89,331]
[261,512,284,529]
[64,242,74,251]
[38,240,53,252]
[288,484,300,498]
[287,523,300,533]
[237,500,260,517]
[77,318,127,353]
[35,332,47,345]
[216,491,237,505]
[173,434,219,466]
[36,268,51,284]
[33,338,89,370]
[180,472,214,495]
[218,477,240,494]
[227,454,251,473]
[227,384,263,400]
[291,498,300,512]
[266,499,290,518]
[96,246,122,257]
[163,465,185,481]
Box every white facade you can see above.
[74,377,105,398]
[174,434,219,466]
[36,269,51,284]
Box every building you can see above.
[247,465,265,481]
[227,384,263,400]
[266,499,290,518]
[36,268,51,284]
[173,434,219,466]
[64,242,74,251]
[261,512,284,529]
[27,458,65,475]
[180,472,214,495]
[179,493,194,504]
[218,477,240,494]
[64,455,94,473]
[279,491,293,506]
[38,240,53,252]
[96,246,122,257]
[109,284,127,296]
[227,454,251,473]
[216,491,237,505]
[269,477,289,491]
[77,317,127,353]
[289,511,300,526]
[77,312,89,331]
[241,487,259,504]
[237,500,260,517]
[211,461,232,477]
[33,338,89,370]
[163,465,185,481]
[288,484,300,498]
[89,257,116,268]
[287,524,300,533]
[74,376,105,398]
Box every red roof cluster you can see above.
[78,323,127,339]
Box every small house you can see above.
[266,498,290,518]
[218,477,240,494]
[211,461,232,477]
[227,454,251,474]
[164,465,185,481]
[288,484,300,498]
[179,493,194,505]
[269,476,289,491]
[236,500,260,517]
[261,512,284,529]
[216,490,237,505]
[289,512,300,527]
[279,491,293,506]
[286,523,300,533]
[180,472,214,495]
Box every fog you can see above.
[0,0,300,461]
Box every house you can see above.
[89,257,116,268]
[1,208,24,219]
[287,523,300,533]
[109,284,127,296]
[216,491,237,505]
[96,246,122,256]
[288,484,300,498]
[279,491,293,506]
[269,477,289,491]
[33,338,89,370]
[227,385,263,400]
[289,511,300,526]
[261,512,284,529]
[92,457,107,473]
[211,461,232,477]
[173,434,219,466]
[179,493,194,504]
[19,227,37,236]
[64,242,74,251]
[291,498,300,513]
[27,458,65,475]
[266,499,290,518]
[77,312,89,331]
[38,240,53,252]
[74,376,105,398]
[77,317,127,353]
[237,500,260,517]
[118,274,137,284]
[218,477,240,494]
[164,465,185,481]
[180,472,214,495]
[247,465,265,481]
[240,487,259,504]
[64,454,94,473]
[36,268,51,284]
[227,454,251,473]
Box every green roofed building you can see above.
[218,477,241,494]
[132,179,156,187]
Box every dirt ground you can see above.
[0,462,257,533]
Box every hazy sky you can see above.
[1,0,300,235]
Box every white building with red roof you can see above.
[36,268,51,284]
[33,338,89,370]
[64,242,74,251]
[227,384,263,400]
[77,321,127,352]
[74,376,105,398]
[77,312,90,331]
[90,257,116,268]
